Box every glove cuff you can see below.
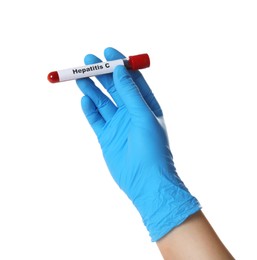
[132,171,201,242]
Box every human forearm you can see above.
[157,210,234,260]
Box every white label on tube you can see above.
[58,59,124,81]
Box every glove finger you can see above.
[105,47,162,117]
[84,54,123,107]
[81,95,105,137]
[132,72,163,117]
[76,78,117,122]
[113,65,151,119]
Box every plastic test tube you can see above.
[47,54,150,83]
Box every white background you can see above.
[0,0,256,259]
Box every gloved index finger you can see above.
[131,71,163,118]
[84,54,123,107]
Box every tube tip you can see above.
[47,71,60,83]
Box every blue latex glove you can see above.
[76,47,201,242]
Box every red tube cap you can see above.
[128,54,150,70]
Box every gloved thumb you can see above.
[113,65,150,117]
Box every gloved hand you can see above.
[76,47,201,242]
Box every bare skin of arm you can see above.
[156,210,235,260]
